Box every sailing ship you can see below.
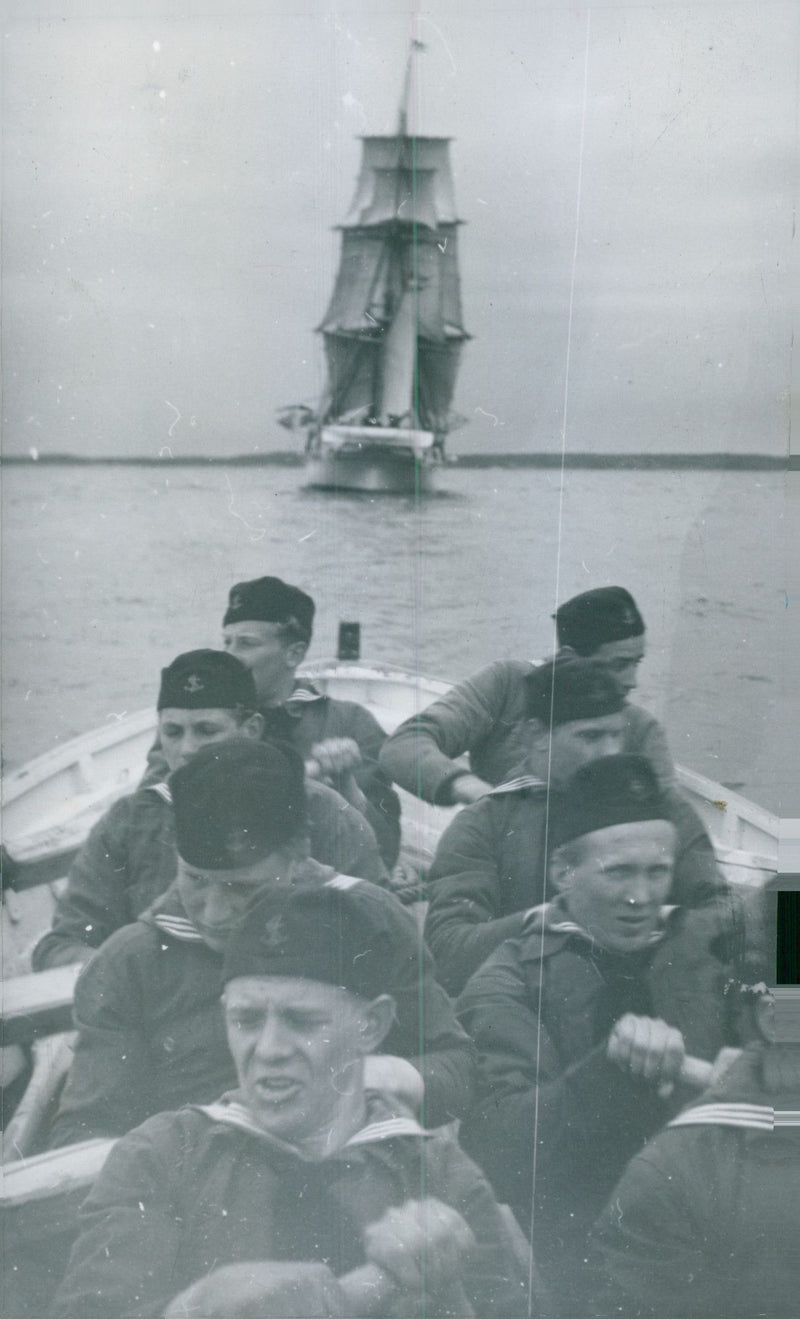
[282,45,471,494]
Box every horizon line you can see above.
[0,451,791,471]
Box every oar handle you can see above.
[680,1054,714,1088]
[338,1263,394,1316]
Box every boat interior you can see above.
[0,662,779,1318]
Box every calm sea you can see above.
[1,463,793,814]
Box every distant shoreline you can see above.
[0,451,790,470]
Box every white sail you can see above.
[377,286,417,425]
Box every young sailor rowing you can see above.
[590,881,800,1318]
[379,585,674,805]
[223,575,402,866]
[456,754,747,1312]
[32,649,386,971]
[50,881,531,1319]
[424,655,726,994]
[49,739,474,1146]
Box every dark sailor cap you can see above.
[555,586,644,656]
[549,754,669,850]
[223,883,395,1003]
[157,649,258,712]
[525,656,625,726]
[170,739,308,869]
[223,576,315,641]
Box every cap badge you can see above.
[621,607,635,626]
[224,826,255,860]
[628,776,649,798]
[260,914,287,953]
[229,591,243,613]
[184,674,204,694]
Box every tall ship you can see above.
[284,46,471,494]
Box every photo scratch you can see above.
[164,401,181,437]
[224,474,267,541]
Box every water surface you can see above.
[2,463,792,813]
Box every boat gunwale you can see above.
[2,661,779,858]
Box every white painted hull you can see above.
[1,662,779,973]
[305,450,438,495]
[306,425,441,494]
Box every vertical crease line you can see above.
[527,11,592,1315]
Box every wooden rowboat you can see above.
[2,661,779,969]
[0,661,779,1318]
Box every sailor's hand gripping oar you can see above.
[607,1014,742,1095]
[163,1197,475,1318]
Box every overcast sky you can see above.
[2,0,797,457]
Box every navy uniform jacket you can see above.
[425,774,728,995]
[591,1042,800,1318]
[379,658,675,805]
[50,1096,533,1319]
[50,863,475,1145]
[32,778,386,970]
[456,904,740,1299]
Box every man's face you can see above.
[554,820,676,953]
[590,636,646,696]
[176,851,297,951]
[224,975,370,1143]
[544,711,626,787]
[222,621,305,704]
[159,708,257,773]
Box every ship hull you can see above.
[305,425,441,494]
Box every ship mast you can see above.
[397,37,426,137]
[378,39,429,428]
[376,37,429,427]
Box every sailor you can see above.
[220,576,402,867]
[50,882,531,1319]
[49,739,474,1147]
[424,656,726,994]
[379,585,673,806]
[456,755,744,1311]
[590,881,800,1318]
[32,650,386,971]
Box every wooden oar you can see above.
[333,1055,730,1316]
[680,1054,714,1088]
[339,1263,392,1317]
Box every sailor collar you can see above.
[148,780,173,805]
[151,869,364,945]
[281,680,326,714]
[489,771,548,797]
[522,900,678,951]
[152,905,205,943]
[197,1091,429,1158]
[668,1103,800,1132]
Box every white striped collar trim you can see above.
[148,781,172,804]
[669,1103,775,1132]
[325,873,362,891]
[152,874,360,944]
[489,774,548,796]
[546,915,585,935]
[198,1098,427,1151]
[532,903,677,943]
[345,1115,429,1146]
[775,1111,800,1126]
[152,914,205,942]
[286,683,324,706]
